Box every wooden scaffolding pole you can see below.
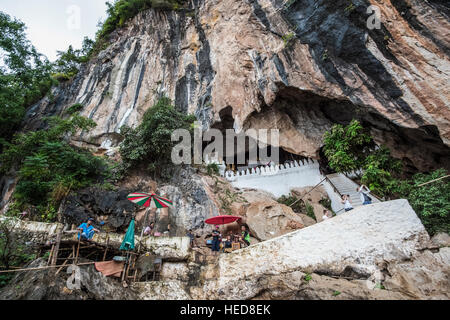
[51,232,62,266]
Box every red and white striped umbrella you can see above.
[127,192,173,209]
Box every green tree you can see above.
[361,146,402,196]
[1,114,108,221]
[0,11,54,144]
[323,120,373,173]
[397,169,450,235]
[53,37,94,82]
[323,120,402,197]
[96,0,186,46]
[119,96,195,179]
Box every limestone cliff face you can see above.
[26,0,450,171]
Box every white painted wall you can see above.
[322,179,346,213]
[221,159,343,210]
[227,160,323,198]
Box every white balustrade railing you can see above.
[223,159,319,181]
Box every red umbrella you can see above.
[205,215,241,225]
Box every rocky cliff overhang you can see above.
[24,0,450,172]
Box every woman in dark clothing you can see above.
[223,235,233,253]
[211,225,221,255]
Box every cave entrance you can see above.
[240,85,450,175]
[206,106,308,172]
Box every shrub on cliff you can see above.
[119,96,195,179]
[396,169,450,235]
[52,38,95,82]
[1,114,108,222]
[323,120,374,173]
[323,120,449,235]
[323,120,401,196]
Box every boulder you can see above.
[291,186,330,221]
[383,247,450,299]
[431,233,450,248]
[62,187,136,232]
[193,200,434,300]
[298,213,317,227]
[159,167,221,237]
[160,262,190,282]
[245,201,305,241]
[133,281,191,300]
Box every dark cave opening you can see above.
[241,85,450,176]
[207,105,307,170]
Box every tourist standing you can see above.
[211,226,221,255]
[357,185,372,205]
[187,229,195,248]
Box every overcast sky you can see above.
[1,0,108,61]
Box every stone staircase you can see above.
[326,173,380,209]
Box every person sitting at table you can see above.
[144,222,155,236]
[223,236,233,253]
[241,225,251,247]
[78,218,100,241]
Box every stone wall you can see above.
[223,159,346,211]
[225,159,323,197]
[0,216,191,262]
[0,216,64,245]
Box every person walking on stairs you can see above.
[341,195,354,212]
[357,185,372,205]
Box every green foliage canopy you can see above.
[53,37,94,81]
[397,169,450,235]
[0,11,54,144]
[323,120,373,173]
[1,114,108,221]
[322,120,449,235]
[119,97,195,179]
[96,0,186,44]
[323,120,401,196]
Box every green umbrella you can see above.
[120,219,135,251]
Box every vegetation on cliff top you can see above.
[0,1,188,146]
[94,0,188,54]
[0,12,93,146]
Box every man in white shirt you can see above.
[357,185,372,205]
